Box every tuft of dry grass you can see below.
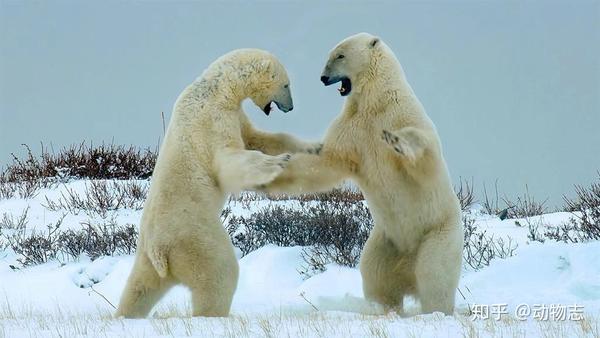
[502,185,548,219]
[0,207,29,231]
[482,180,502,215]
[455,177,476,212]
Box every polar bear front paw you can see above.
[382,129,399,146]
[381,129,417,163]
[304,142,323,155]
[382,129,404,154]
[273,153,292,168]
[254,153,291,185]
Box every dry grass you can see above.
[455,177,476,212]
[1,293,599,337]
[0,304,597,338]
[502,185,548,219]
[482,180,502,215]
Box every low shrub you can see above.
[226,199,373,277]
[547,174,600,243]
[462,214,517,270]
[0,143,156,200]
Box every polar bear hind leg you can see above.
[360,228,416,314]
[414,227,462,315]
[166,225,239,317]
[115,254,174,318]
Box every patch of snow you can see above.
[0,179,598,337]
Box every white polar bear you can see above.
[262,33,463,315]
[116,49,319,318]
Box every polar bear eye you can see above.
[284,84,289,88]
[337,54,345,59]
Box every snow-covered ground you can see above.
[1,180,599,337]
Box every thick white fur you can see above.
[262,33,463,315]
[115,49,318,318]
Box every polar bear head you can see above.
[251,57,293,116]
[233,49,294,115]
[320,32,382,96]
[209,49,293,115]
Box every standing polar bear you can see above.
[263,33,463,315]
[116,49,319,318]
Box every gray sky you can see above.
[1,0,599,207]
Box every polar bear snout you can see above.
[320,72,343,86]
[268,85,293,114]
[261,86,293,115]
[274,100,293,113]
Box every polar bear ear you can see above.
[369,37,380,48]
[259,59,276,79]
[260,59,273,71]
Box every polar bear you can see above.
[115,49,319,318]
[262,33,463,315]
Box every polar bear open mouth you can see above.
[322,75,352,96]
[262,101,288,116]
[338,77,352,96]
[263,102,273,115]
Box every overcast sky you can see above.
[1,0,599,207]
